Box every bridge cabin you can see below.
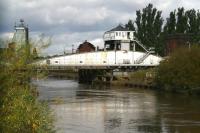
[103,24,135,51]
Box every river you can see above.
[32,77,200,133]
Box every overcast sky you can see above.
[1,0,200,55]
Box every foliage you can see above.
[129,68,156,82]
[164,8,200,44]
[0,42,54,132]
[127,4,164,55]
[176,7,188,33]
[32,47,38,59]
[164,11,176,34]
[125,19,135,31]
[130,69,147,81]
[126,4,200,56]
[0,87,54,133]
[155,46,200,93]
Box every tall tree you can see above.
[164,11,176,34]
[125,19,135,31]
[129,4,164,54]
[185,9,197,33]
[196,10,200,44]
[176,7,188,33]
[135,10,142,40]
[154,10,164,54]
[164,8,200,45]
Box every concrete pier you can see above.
[78,69,113,83]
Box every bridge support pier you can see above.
[78,69,113,84]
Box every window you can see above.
[119,32,121,36]
[127,32,130,39]
[122,32,125,37]
[55,61,58,63]
[106,44,110,48]
[116,32,118,36]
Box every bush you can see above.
[0,44,54,132]
[0,87,54,133]
[155,46,200,93]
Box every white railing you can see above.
[134,39,149,52]
[135,51,154,64]
[133,38,155,64]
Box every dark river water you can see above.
[32,77,200,133]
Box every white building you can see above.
[103,24,135,51]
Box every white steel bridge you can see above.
[36,50,162,69]
[36,25,163,68]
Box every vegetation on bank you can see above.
[129,68,155,83]
[0,44,54,132]
[108,69,156,87]
[155,46,200,93]
[110,46,200,94]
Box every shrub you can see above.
[0,43,55,132]
[156,46,200,93]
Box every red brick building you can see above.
[165,34,191,55]
[77,40,95,53]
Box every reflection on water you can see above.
[32,77,200,133]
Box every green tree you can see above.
[196,10,200,44]
[153,10,164,55]
[186,9,197,33]
[125,19,135,31]
[128,4,164,55]
[186,9,200,44]
[164,11,176,34]
[176,7,188,33]
[164,8,200,45]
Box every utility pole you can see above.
[63,45,67,54]
[72,44,74,54]
[114,41,117,64]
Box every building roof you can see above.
[107,24,130,32]
[77,40,95,50]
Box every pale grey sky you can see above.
[0,0,200,55]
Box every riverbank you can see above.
[93,67,200,95]
[93,68,155,89]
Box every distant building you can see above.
[0,19,29,55]
[165,34,191,55]
[11,19,30,57]
[77,40,95,53]
[12,19,29,47]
